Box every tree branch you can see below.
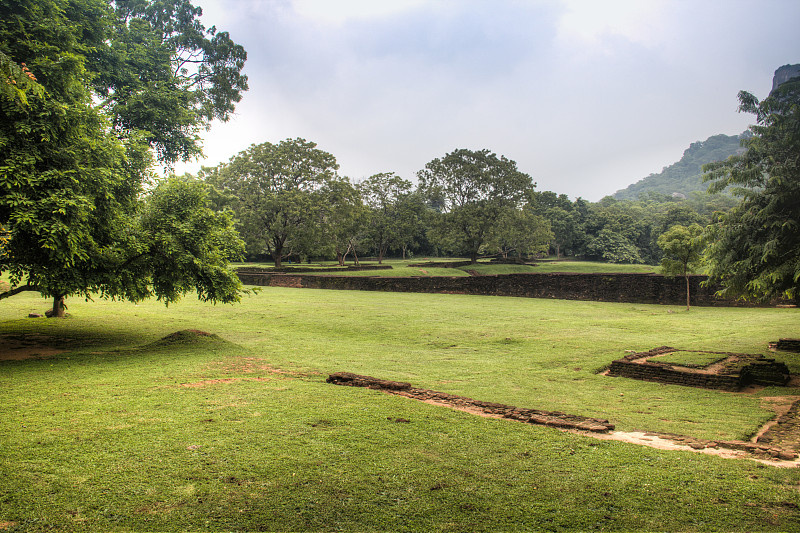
[0,284,38,301]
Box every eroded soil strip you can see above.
[327,372,799,466]
[327,372,615,433]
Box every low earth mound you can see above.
[147,329,231,349]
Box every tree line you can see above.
[190,139,738,269]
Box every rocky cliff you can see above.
[771,63,800,93]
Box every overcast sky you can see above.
[173,0,800,200]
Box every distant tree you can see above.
[319,178,368,266]
[543,207,582,258]
[657,204,706,236]
[209,139,339,267]
[418,149,534,262]
[658,224,705,310]
[488,205,552,260]
[394,192,428,260]
[585,229,643,264]
[702,76,800,301]
[358,173,412,263]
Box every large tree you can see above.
[208,138,339,267]
[702,74,800,301]
[417,149,534,262]
[0,0,248,315]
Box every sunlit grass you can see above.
[1,288,799,531]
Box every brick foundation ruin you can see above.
[606,346,791,391]
[773,339,800,352]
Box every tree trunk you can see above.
[402,245,407,260]
[352,242,360,266]
[555,243,561,259]
[685,275,691,311]
[50,295,66,318]
[272,238,285,267]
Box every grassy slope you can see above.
[1,288,799,531]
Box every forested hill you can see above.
[612,133,746,200]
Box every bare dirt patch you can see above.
[178,357,318,388]
[208,356,301,376]
[180,377,275,388]
[0,334,65,361]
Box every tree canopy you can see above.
[0,0,248,314]
[418,149,534,262]
[358,173,414,264]
[702,75,800,302]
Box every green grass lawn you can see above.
[1,288,799,531]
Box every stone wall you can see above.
[606,353,790,390]
[607,361,742,390]
[237,270,742,306]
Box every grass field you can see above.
[1,286,799,531]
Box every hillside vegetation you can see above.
[613,133,745,200]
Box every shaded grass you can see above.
[527,260,659,274]
[1,289,800,531]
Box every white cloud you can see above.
[557,0,669,48]
[174,0,800,200]
[292,0,427,23]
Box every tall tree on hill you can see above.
[702,75,800,302]
[0,0,248,315]
[417,149,534,263]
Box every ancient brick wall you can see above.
[607,361,742,390]
[237,271,737,306]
